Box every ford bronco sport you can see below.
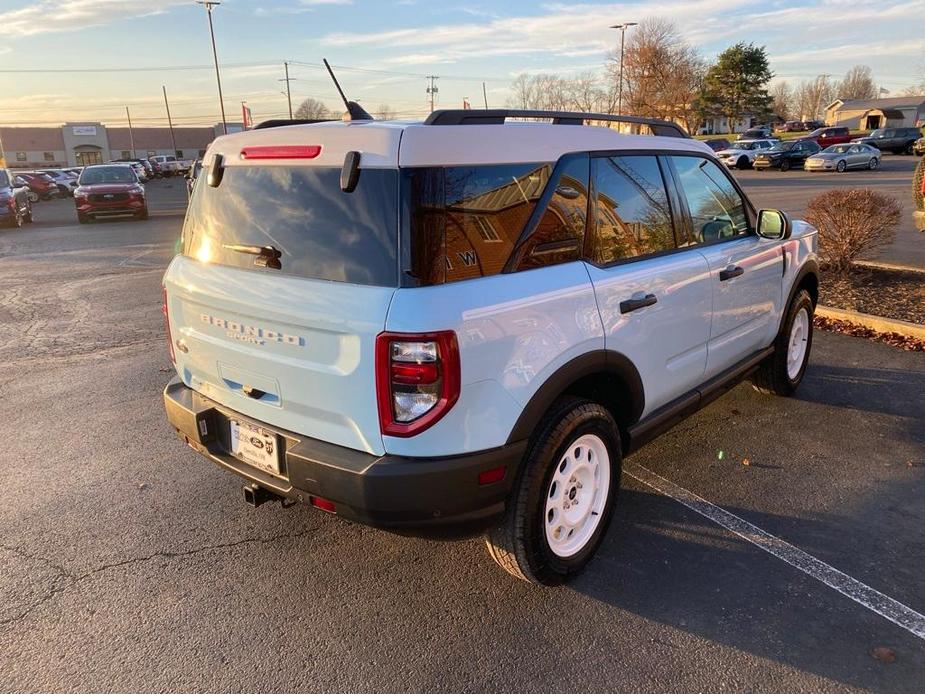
[163,109,819,585]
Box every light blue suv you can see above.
[162,109,819,584]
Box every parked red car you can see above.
[12,172,60,201]
[804,126,854,148]
[74,164,148,223]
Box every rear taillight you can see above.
[162,286,175,364]
[376,331,460,437]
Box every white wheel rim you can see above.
[787,308,810,380]
[544,433,611,558]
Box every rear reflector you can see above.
[478,466,506,486]
[240,145,321,160]
[309,496,336,513]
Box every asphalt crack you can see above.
[0,526,325,629]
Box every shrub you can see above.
[805,188,902,274]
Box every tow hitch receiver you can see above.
[242,483,292,508]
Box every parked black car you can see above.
[753,139,822,171]
[0,168,34,228]
[703,138,731,152]
[852,127,923,155]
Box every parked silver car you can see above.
[804,143,880,172]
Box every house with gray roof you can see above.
[824,96,925,130]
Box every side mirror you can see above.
[756,209,792,240]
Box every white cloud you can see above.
[0,0,189,38]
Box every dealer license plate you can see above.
[229,419,280,475]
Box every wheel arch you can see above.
[506,350,645,453]
[781,260,819,331]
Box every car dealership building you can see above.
[0,122,241,169]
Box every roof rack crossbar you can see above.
[423,109,690,138]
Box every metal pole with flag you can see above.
[241,102,253,130]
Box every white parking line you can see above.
[624,462,925,641]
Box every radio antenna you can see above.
[323,58,373,121]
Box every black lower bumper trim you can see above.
[163,379,525,535]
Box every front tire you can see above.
[836,159,847,173]
[485,398,621,585]
[869,157,879,170]
[737,156,749,170]
[780,159,791,172]
[753,289,814,396]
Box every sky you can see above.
[1,0,923,127]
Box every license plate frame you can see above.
[229,419,281,476]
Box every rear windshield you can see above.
[183,166,399,286]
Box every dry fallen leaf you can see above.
[742,458,751,466]
[871,647,896,664]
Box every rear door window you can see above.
[183,166,399,286]
[587,155,676,264]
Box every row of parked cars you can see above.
[7,155,193,204]
[706,125,924,172]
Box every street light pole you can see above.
[197,1,227,135]
[610,22,637,116]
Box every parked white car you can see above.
[162,110,819,585]
[717,139,780,169]
[149,155,182,175]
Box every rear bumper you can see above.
[163,379,524,535]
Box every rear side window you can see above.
[671,156,750,245]
[407,163,551,284]
[587,155,675,264]
[183,166,399,286]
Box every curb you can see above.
[816,305,925,340]
[149,209,187,218]
[854,259,925,274]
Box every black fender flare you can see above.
[781,259,819,333]
[505,349,645,445]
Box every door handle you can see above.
[620,294,657,314]
[719,265,744,281]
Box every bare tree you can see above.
[376,104,397,120]
[506,72,605,112]
[607,18,706,132]
[770,81,793,121]
[795,76,835,121]
[294,97,329,120]
[838,66,877,100]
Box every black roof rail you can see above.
[253,118,336,130]
[423,109,690,138]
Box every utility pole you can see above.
[163,85,178,158]
[197,1,227,134]
[426,75,439,113]
[610,22,637,116]
[279,61,294,119]
[126,106,136,159]
[482,81,488,109]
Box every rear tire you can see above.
[869,157,879,170]
[77,213,90,225]
[737,156,749,170]
[136,207,149,221]
[485,397,621,585]
[753,289,814,397]
[836,160,847,173]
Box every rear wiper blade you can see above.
[221,243,282,270]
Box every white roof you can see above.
[204,119,713,169]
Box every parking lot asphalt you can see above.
[1,182,924,693]
[735,155,925,269]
